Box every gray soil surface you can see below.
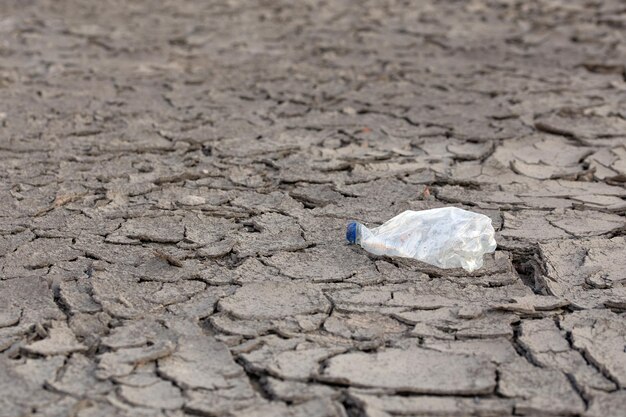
[1,1,625,416]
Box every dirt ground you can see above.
[1,0,625,416]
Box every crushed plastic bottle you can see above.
[346,207,497,272]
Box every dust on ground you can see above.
[1,1,625,416]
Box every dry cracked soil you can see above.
[1,1,626,416]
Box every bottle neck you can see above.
[346,221,359,244]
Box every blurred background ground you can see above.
[0,1,625,416]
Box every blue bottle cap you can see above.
[346,221,358,244]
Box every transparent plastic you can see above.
[346,207,497,272]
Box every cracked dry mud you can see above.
[0,1,625,416]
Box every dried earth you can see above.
[1,0,625,416]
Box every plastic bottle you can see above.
[346,207,497,272]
